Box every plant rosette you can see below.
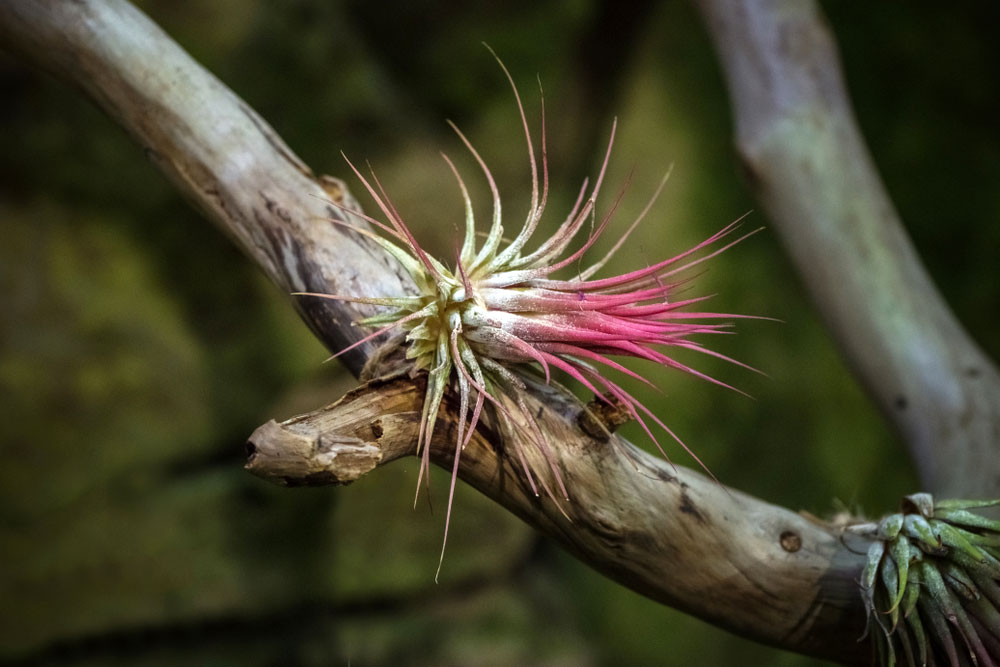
[848,493,1000,666]
[297,53,760,577]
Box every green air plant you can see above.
[849,493,1000,666]
[297,56,759,577]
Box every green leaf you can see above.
[935,498,1000,511]
[902,492,935,518]
[940,562,979,603]
[917,566,961,667]
[863,539,886,592]
[934,521,991,563]
[934,508,1000,533]
[903,514,946,555]
[967,566,1000,609]
[880,553,901,630]
[901,561,922,619]
[880,513,904,540]
[887,535,913,613]
[903,601,929,667]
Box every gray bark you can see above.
[695,0,1000,498]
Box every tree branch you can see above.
[247,373,868,663]
[1,0,874,663]
[694,0,1000,497]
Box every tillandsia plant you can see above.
[297,54,759,575]
[849,493,1000,666]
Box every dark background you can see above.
[2,1,998,665]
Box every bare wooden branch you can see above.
[1,0,876,662]
[246,375,419,486]
[248,373,868,663]
[695,0,1000,497]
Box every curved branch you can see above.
[694,0,1000,497]
[247,373,868,663]
[1,0,871,663]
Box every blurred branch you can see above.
[0,0,411,376]
[1,0,872,663]
[695,0,1000,497]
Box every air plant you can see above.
[850,493,1000,666]
[297,54,758,577]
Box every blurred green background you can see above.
[1,1,998,665]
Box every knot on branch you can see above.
[244,374,425,487]
[246,419,381,486]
